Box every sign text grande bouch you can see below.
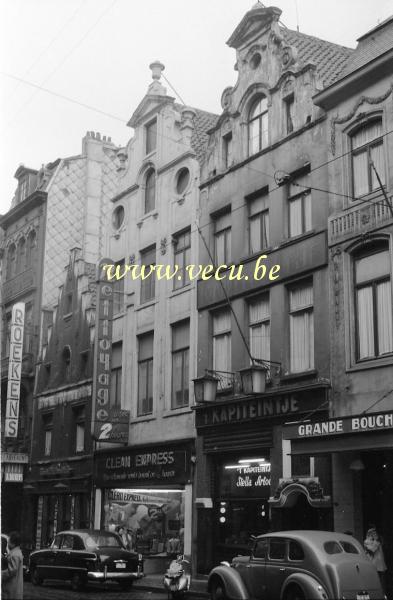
[5,303,25,438]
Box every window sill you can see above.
[135,299,157,311]
[281,369,318,383]
[130,414,156,424]
[162,407,192,418]
[347,355,393,373]
[279,230,317,249]
[169,284,192,298]
[112,311,125,319]
[137,209,158,227]
[239,247,273,265]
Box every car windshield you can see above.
[85,534,121,549]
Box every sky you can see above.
[1,0,392,214]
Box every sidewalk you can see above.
[134,573,209,597]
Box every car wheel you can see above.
[30,566,43,586]
[118,580,134,591]
[70,572,87,591]
[211,579,227,600]
[284,584,306,600]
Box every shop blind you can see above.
[203,426,272,453]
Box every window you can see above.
[249,296,270,363]
[269,539,286,560]
[249,194,269,254]
[43,413,53,456]
[289,540,304,561]
[64,292,73,315]
[254,539,268,558]
[285,95,294,134]
[144,168,156,213]
[176,168,190,195]
[223,132,233,168]
[138,332,154,415]
[112,205,125,230]
[351,119,385,197]
[73,406,85,453]
[17,237,26,273]
[288,175,312,238]
[289,282,314,373]
[173,229,191,290]
[113,259,125,314]
[140,246,156,303]
[354,244,393,360]
[212,310,231,376]
[62,346,71,381]
[19,178,28,202]
[248,96,268,155]
[172,320,190,409]
[7,244,16,279]
[24,304,33,354]
[111,342,122,407]
[145,119,157,154]
[27,230,37,267]
[214,212,231,265]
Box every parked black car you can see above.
[29,529,144,591]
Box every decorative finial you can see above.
[149,61,165,81]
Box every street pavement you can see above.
[23,580,209,600]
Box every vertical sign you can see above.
[5,302,25,437]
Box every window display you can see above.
[103,488,185,556]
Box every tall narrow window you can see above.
[73,406,86,453]
[113,259,125,314]
[288,175,312,238]
[249,194,269,254]
[214,212,231,265]
[355,244,393,360]
[223,132,233,168]
[285,95,294,134]
[172,320,190,409]
[145,119,157,154]
[351,119,384,198]
[289,282,314,373]
[138,332,154,416]
[140,246,156,303]
[19,178,28,202]
[212,310,231,376]
[43,413,53,456]
[144,169,156,213]
[173,229,191,290]
[249,296,270,363]
[248,96,268,155]
[27,230,37,267]
[62,346,71,381]
[17,237,26,273]
[110,342,122,407]
[7,244,16,279]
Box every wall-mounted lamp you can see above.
[193,373,219,403]
[239,364,268,395]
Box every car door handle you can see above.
[279,568,286,572]
[66,551,71,555]
[246,565,252,568]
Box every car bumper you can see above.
[88,570,144,581]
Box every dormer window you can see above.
[145,119,157,155]
[19,178,28,202]
[248,96,268,155]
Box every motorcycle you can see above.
[163,554,191,599]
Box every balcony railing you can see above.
[329,197,393,245]
[207,359,282,396]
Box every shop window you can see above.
[140,246,156,303]
[111,342,122,407]
[212,309,231,377]
[354,242,393,360]
[248,295,270,363]
[113,259,125,314]
[269,538,286,560]
[171,320,190,409]
[223,132,233,168]
[289,281,314,373]
[288,175,312,238]
[138,332,154,416]
[144,168,156,213]
[145,119,157,155]
[73,405,85,453]
[351,118,385,198]
[249,193,269,254]
[214,212,231,265]
[173,229,191,290]
[248,96,268,155]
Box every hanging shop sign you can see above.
[195,387,327,428]
[284,410,393,439]
[220,461,271,498]
[3,463,24,482]
[5,302,25,438]
[91,258,129,444]
[1,452,28,463]
[94,443,191,486]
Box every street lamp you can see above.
[193,373,219,403]
[239,363,268,395]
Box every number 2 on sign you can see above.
[99,423,112,439]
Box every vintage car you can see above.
[208,531,385,600]
[29,529,144,591]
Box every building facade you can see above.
[92,62,217,573]
[193,4,353,574]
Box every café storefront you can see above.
[193,383,330,574]
[93,440,194,574]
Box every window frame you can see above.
[111,342,123,407]
[173,229,191,290]
[288,280,314,373]
[223,131,233,169]
[248,294,270,364]
[144,168,156,214]
[137,332,154,416]
[350,118,385,199]
[112,259,125,315]
[288,186,312,238]
[72,405,86,454]
[171,320,190,409]
[145,118,157,155]
[248,195,269,255]
[248,95,269,156]
[42,412,54,457]
[214,211,231,265]
[212,309,232,376]
[140,246,156,304]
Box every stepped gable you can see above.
[175,103,218,164]
[281,27,354,87]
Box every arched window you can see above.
[17,237,26,273]
[7,244,16,279]
[248,96,268,156]
[353,241,392,360]
[351,118,385,198]
[144,168,156,213]
[27,230,37,267]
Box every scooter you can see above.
[163,554,191,600]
